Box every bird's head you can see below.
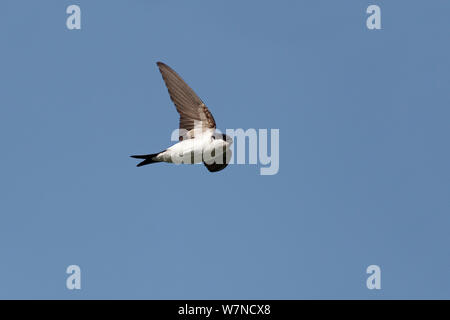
[211,133,233,149]
[222,134,233,146]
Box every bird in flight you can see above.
[131,62,232,172]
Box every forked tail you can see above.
[130,152,163,167]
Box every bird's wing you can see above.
[203,149,232,172]
[157,62,216,140]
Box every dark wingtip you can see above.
[156,61,166,67]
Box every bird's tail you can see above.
[130,151,164,167]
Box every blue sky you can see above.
[0,0,449,299]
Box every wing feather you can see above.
[157,62,216,140]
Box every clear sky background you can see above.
[1,0,449,299]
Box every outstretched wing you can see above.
[157,62,216,140]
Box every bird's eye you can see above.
[211,136,215,140]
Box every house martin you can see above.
[131,62,232,172]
